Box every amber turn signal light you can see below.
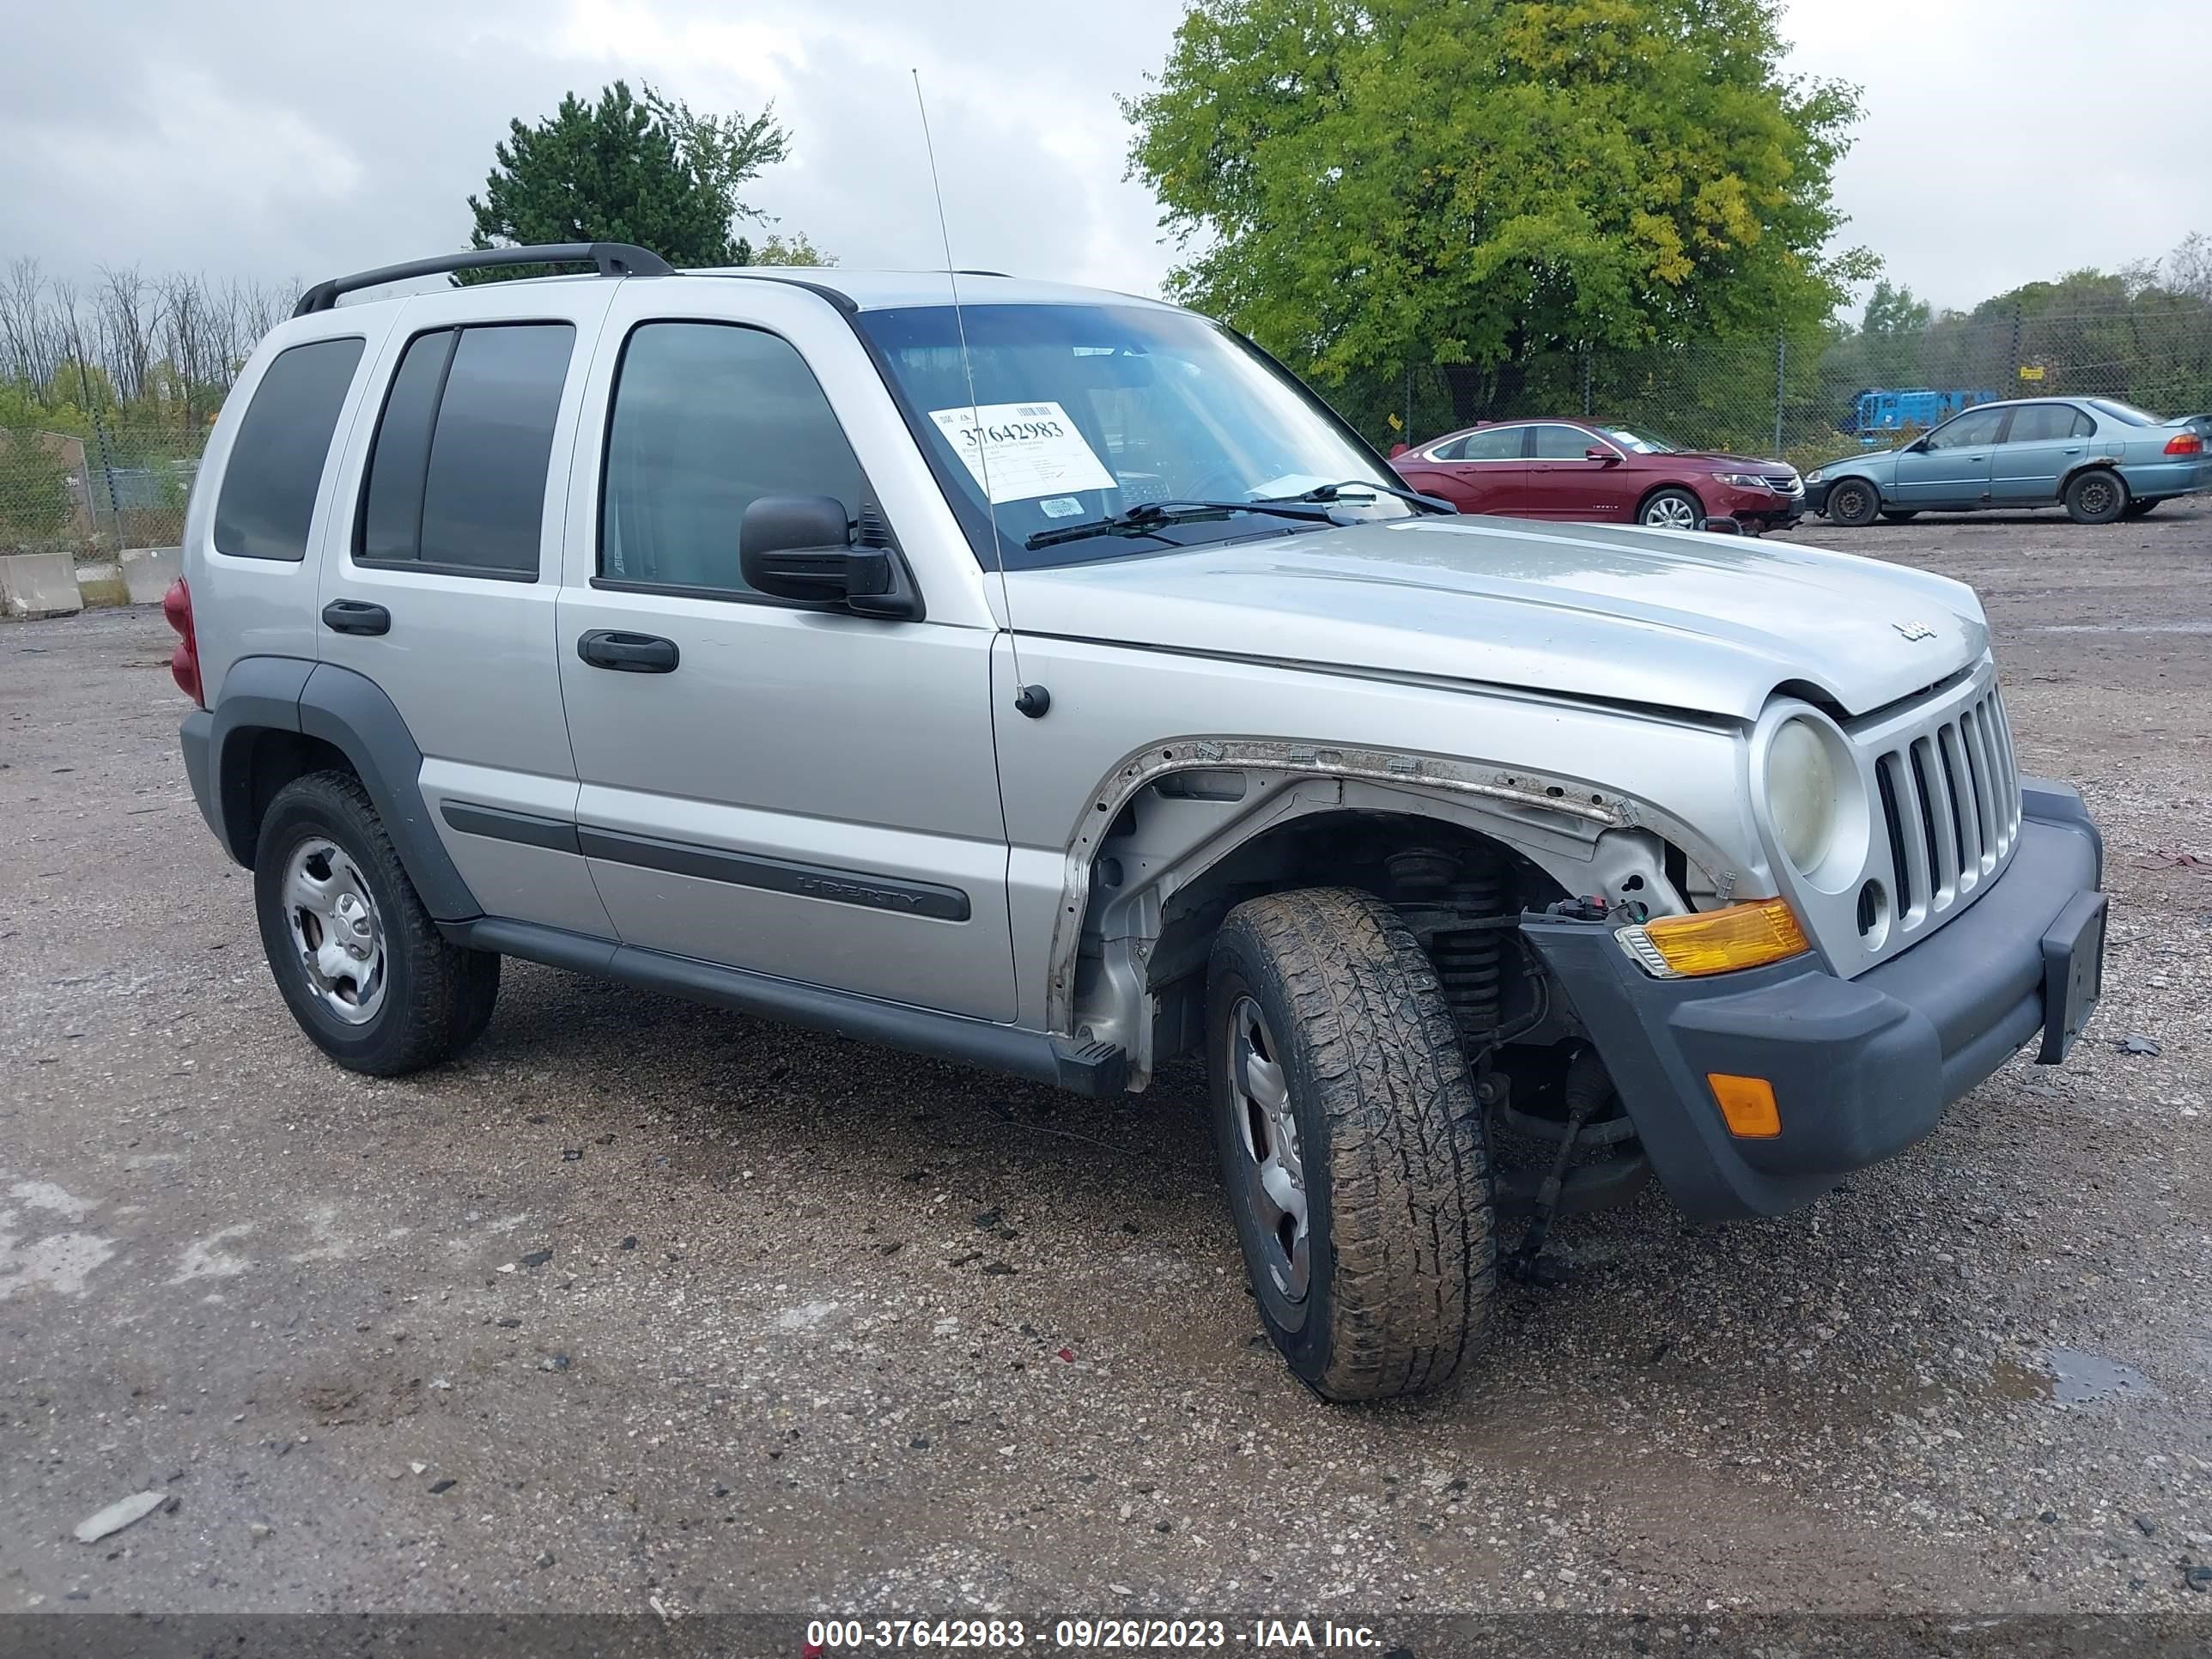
[1616,898,1811,978]
[1708,1073,1781,1138]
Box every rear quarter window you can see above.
[211,337,366,561]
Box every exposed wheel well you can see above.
[227,730,356,868]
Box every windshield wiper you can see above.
[1254,479,1458,515]
[1022,498,1339,551]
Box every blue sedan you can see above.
[1806,397,2210,526]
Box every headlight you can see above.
[1766,717,1839,871]
[1712,472,1772,490]
[1806,468,1825,483]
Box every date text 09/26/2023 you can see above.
[805,1618,1389,1651]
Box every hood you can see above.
[1004,515,1989,722]
[1672,451,1793,471]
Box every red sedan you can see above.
[1389,418,1806,531]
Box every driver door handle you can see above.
[321,599,391,636]
[577,629,680,673]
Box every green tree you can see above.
[1126,0,1873,423]
[749,231,836,267]
[465,81,792,274]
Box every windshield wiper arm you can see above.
[1254,479,1458,515]
[1022,498,1339,551]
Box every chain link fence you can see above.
[1,416,206,559]
[1333,305,2212,470]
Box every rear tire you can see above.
[254,771,501,1077]
[1207,888,1496,1402]
[1826,478,1881,526]
[2063,468,2128,525]
[1638,488,1704,532]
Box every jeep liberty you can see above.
[172,245,2107,1401]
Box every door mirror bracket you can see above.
[739,495,922,620]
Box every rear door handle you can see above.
[321,599,391,636]
[577,629,680,673]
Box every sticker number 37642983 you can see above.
[927,401,1117,504]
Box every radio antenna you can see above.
[912,70,1047,718]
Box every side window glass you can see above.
[358,322,574,577]
[2005,404,2073,444]
[1930,409,2000,449]
[2071,410,2095,439]
[1460,427,1522,461]
[212,337,365,561]
[1531,424,1591,459]
[600,322,865,596]
[1426,435,1467,461]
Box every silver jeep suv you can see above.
[172,245,2107,1401]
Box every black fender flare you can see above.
[196,656,481,921]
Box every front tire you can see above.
[254,771,500,1077]
[1826,477,1881,526]
[2064,468,2128,525]
[1206,888,1496,1401]
[1880,509,1920,523]
[2122,498,2160,519]
[1638,487,1704,532]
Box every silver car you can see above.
[173,246,2108,1401]
[1808,395,2210,525]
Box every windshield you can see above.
[854,303,1410,568]
[1599,426,1678,454]
[2087,398,2158,427]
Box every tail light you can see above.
[162,577,204,708]
[2166,430,2204,455]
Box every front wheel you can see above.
[1826,478,1881,526]
[254,771,501,1076]
[2121,498,2160,519]
[2064,468,2128,525]
[1207,888,1496,1401]
[1880,509,1920,523]
[1638,488,1704,531]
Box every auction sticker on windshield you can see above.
[929,402,1116,503]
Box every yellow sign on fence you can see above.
[2018,365,2045,381]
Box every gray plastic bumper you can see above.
[1524,781,2104,1221]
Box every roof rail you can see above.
[292,242,673,317]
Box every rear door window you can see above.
[2003,404,2082,443]
[212,337,365,561]
[357,321,575,578]
[1458,427,1525,461]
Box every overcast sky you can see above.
[4,0,2207,318]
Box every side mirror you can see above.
[1585,446,1620,465]
[739,495,919,619]
[1388,441,1409,459]
[1698,515,1744,535]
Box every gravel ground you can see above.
[3,506,2209,1644]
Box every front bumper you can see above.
[1801,477,1834,516]
[1525,780,2104,1221]
[1707,481,1803,526]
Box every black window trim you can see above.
[588,315,909,612]
[351,319,575,585]
[211,332,368,563]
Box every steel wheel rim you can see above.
[2079,477,2117,516]
[1224,994,1310,1309]
[282,838,387,1024]
[1644,495,1697,530]
[1834,485,1869,520]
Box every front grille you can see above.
[1762,472,1804,495]
[1869,684,2021,937]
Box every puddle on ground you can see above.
[1990,1347,2149,1407]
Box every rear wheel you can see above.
[1826,478,1881,526]
[1207,888,1496,1401]
[2121,498,2160,519]
[1638,488,1704,532]
[2063,468,2128,525]
[254,771,500,1076]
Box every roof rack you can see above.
[292,242,672,317]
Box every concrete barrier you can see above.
[0,552,85,620]
[119,546,184,605]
